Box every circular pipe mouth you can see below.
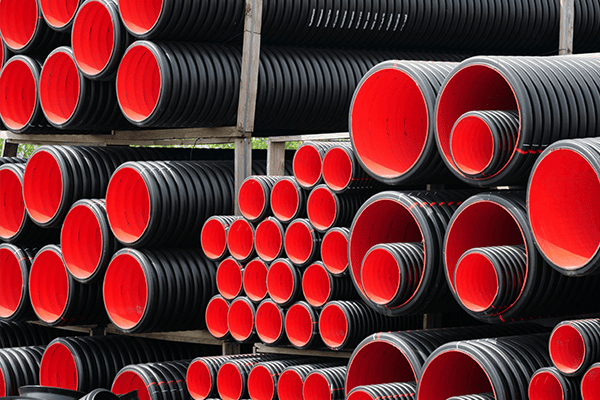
[248,365,275,400]
[285,303,313,348]
[201,219,229,260]
[239,179,267,221]
[216,259,243,300]
[205,296,229,339]
[293,145,322,188]
[227,219,254,261]
[436,64,519,171]
[350,68,428,179]
[350,199,423,296]
[186,360,212,400]
[267,260,295,304]
[528,371,564,400]
[243,259,268,302]
[345,340,418,395]
[322,147,352,191]
[217,363,244,400]
[255,219,283,262]
[40,342,78,390]
[228,299,254,342]
[23,150,63,225]
[284,222,313,265]
[103,253,148,330]
[361,247,401,306]
[346,391,375,400]
[40,50,81,125]
[0,247,23,318]
[278,369,304,400]
[112,370,150,400]
[582,364,600,400]
[0,58,37,130]
[303,373,331,400]
[318,303,348,349]
[29,248,69,324]
[0,168,26,240]
[40,0,79,29]
[302,263,330,307]
[529,149,600,270]
[321,230,348,275]
[307,187,336,231]
[61,204,103,281]
[454,252,499,312]
[550,325,585,375]
[118,0,162,35]
[418,350,494,400]
[0,0,37,51]
[450,115,495,176]
[255,301,283,344]
[271,179,300,222]
[106,167,151,244]
[72,0,115,77]
[116,44,161,123]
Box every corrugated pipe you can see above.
[284,301,320,350]
[284,219,321,267]
[302,262,356,308]
[320,228,349,277]
[205,295,230,341]
[0,244,38,321]
[201,216,244,262]
[529,367,580,400]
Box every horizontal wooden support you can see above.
[30,320,100,334]
[253,343,353,358]
[105,325,225,345]
[267,132,349,143]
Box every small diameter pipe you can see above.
[227,219,256,263]
[205,295,230,340]
[284,219,321,267]
[321,228,350,276]
[303,366,347,400]
[550,319,600,377]
[248,359,318,400]
[242,258,269,303]
[255,299,287,346]
[582,362,600,400]
[346,382,417,400]
[322,142,380,192]
[216,258,244,300]
[307,185,371,232]
[266,258,302,307]
[201,216,243,261]
[255,218,285,262]
[217,356,283,400]
[238,176,281,223]
[278,362,347,400]
[302,262,356,308]
[293,142,343,189]
[529,367,580,400]
[270,177,306,223]
[0,244,37,321]
[0,346,45,396]
[227,297,257,344]
[284,301,320,350]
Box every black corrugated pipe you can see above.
[418,333,551,400]
[582,362,600,400]
[266,258,302,307]
[284,301,320,350]
[201,216,244,262]
[435,55,600,187]
[444,192,600,323]
[529,367,580,400]
[346,382,417,400]
[205,294,230,340]
[227,297,257,344]
[322,142,382,192]
[303,366,347,400]
[320,227,349,276]
[227,219,256,263]
[307,185,372,232]
[293,142,344,190]
[0,244,37,321]
[216,355,285,400]
[270,177,306,223]
[550,319,600,377]
[318,300,422,351]
[216,258,244,300]
[0,345,45,397]
[0,321,59,347]
[255,299,287,346]
[19,386,85,400]
[112,360,190,400]
[238,176,282,223]
[302,262,356,308]
[103,248,216,333]
[247,358,317,400]
[255,218,285,263]
[39,0,82,31]
[278,362,347,400]
[243,258,269,303]
[344,323,548,395]
[447,395,495,400]
[284,219,321,267]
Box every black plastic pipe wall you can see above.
[112,360,191,400]
[0,345,45,396]
[0,244,38,321]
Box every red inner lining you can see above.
[284,222,313,265]
[529,149,600,270]
[103,253,148,330]
[118,0,162,35]
[0,247,23,317]
[40,0,78,28]
[302,263,330,307]
[0,0,37,50]
[528,371,563,400]
[216,259,243,299]
[322,148,352,191]
[255,301,282,344]
[61,204,103,281]
[0,168,26,239]
[350,69,428,178]
[362,247,401,305]
[248,365,275,400]
[321,230,348,275]
[23,151,63,224]
[243,259,268,302]
[319,303,348,348]
[303,373,331,400]
[582,365,600,400]
[550,325,585,374]
[307,187,336,231]
[255,219,282,262]
[450,115,494,175]
[29,249,69,323]
[278,370,303,400]
[40,342,78,390]
[346,391,374,400]
[227,219,254,260]
[285,303,312,347]
[0,369,5,397]
[293,146,322,188]
[266,260,295,304]
[454,252,499,312]
[217,364,243,400]
[40,51,80,125]
[72,0,115,76]
[205,296,229,339]
[186,360,213,400]
[112,370,150,400]
[201,219,228,260]
[0,59,37,130]
[239,179,266,220]
[228,299,254,342]
[271,179,300,221]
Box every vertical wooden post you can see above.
[222,341,242,355]
[266,139,286,176]
[1,141,18,157]
[559,0,574,55]
[234,137,253,215]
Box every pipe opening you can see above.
[271,179,300,222]
[302,263,330,307]
[550,325,585,374]
[217,363,243,400]
[267,260,295,304]
[40,0,79,29]
[40,342,78,390]
[528,371,563,400]
[228,299,254,342]
[284,222,313,265]
[303,373,331,400]
[450,115,494,175]
[216,259,243,300]
[319,303,348,349]
[227,219,254,261]
[243,259,268,302]
[0,59,37,130]
[293,145,322,188]
[40,50,80,125]
[201,219,229,260]
[255,219,282,262]
[454,252,499,312]
[0,169,25,239]
[321,230,348,275]
[248,365,275,400]
[285,303,312,348]
[256,301,282,344]
[278,370,303,400]
[205,296,229,339]
[61,204,103,281]
[72,0,115,77]
[582,365,600,400]
[23,150,63,225]
[0,247,23,317]
[0,0,37,51]
[118,0,162,35]
[29,249,69,323]
[346,391,374,400]
[307,187,336,231]
[239,179,267,221]
[187,360,212,400]
[322,148,352,191]
[112,370,150,400]
[361,247,401,305]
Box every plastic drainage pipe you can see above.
[225,219,255,263]
[346,382,417,400]
[293,142,342,190]
[29,244,106,326]
[238,176,281,223]
[242,258,269,303]
[217,356,283,400]
[201,216,243,261]
[550,319,600,377]
[0,244,37,321]
[248,359,317,400]
[255,218,285,262]
[72,0,132,80]
[284,302,320,350]
[227,297,257,344]
[446,394,494,400]
[216,258,244,300]
[302,262,356,308]
[303,366,347,400]
[321,228,350,276]
[278,362,346,400]
[322,143,380,192]
[307,185,371,232]
[255,299,287,345]
[112,360,190,400]
[349,60,457,185]
[284,219,321,267]
[266,258,302,307]
[582,362,600,400]
[39,0,82,31]
[529,367,580,400]
[0,321,59,348]
[270,177,306,223]
[205,295,230,340]
[0,346,45,397]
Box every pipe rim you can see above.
[238,178,267,221]
[361,246,401,306]
[228,298,254,342]
[0,246,24,318]
[112,370,151,400]
[266,260,296,304]
[29,247,70,324]
[270,178,300,222]
[0,57,37,130]
[284,303,313,348]
[255,219,283,262]
[0,167,26,240]
[450,114,495,176]
[255,300,283,344]
[303,372,331,400]
[22,149,64,225]
[284,220,314,265]
[321,229,349,275]
[227,219,254,261]
[40,48,81,126]
[528,370,565,400]
[307,186,336,231]
[302,263,331,308]
[186,359,212,400]
[549,324,585,375]
[454,251,499,313]
[205,296,229,339]
[277,369,303,400]
[216,258,243,300]
[247,365,275,400]
[322,147,352,191]
[318,303,348,349]
[582,364,600,400]
[293,145,322,188]
[243,259,268,302]
[39,341,79,390]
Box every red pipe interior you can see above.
[270,179,300,222]
[201,219,229,260]
[450,115,495,175]
[278,369,304,400]
[303,373,331,400]
[284,303,313,348]
[267,260,295,304]
[243,259,268,302]
[116,44,161,122]
[350,68,428,178]
[0,247,23,318]
[103,253,148,330]
[239,179,267,221]
[216,259,243,300]
[321,230,348,275]
[346,391,374,400]
[255,301,282,344]
[118,0,162,35]
[528,371,564,400]
[0,58,37,130]
[582,365,600,400]
[417,350,494,400]
[284,221,313,265]
[186,359,213,400]
[228,299,254,342]
[29,249,69,323]
[293,145,322,188]
[227,219,254,261]
[322,148,352,191]
[0,168,25,239]
[255,219,282,262]
[23,150,63,225]
[319,303,348,349]
[454,252,499,312]
[106,167,151,244]
[302,263,330,307]
[40,50,80,125]
[0,369,5,397]
[436,64,518,168]
[39,342,78,390]
[72,0,115,77]
[205,296,229,339]
[445,201,524,292]
[39,0,78,28]
[549,324,585,375]
[112,370,150,400]
[217,363,243,400]
[307,187,336,231]
[361,247,401,305]
[248,365,275,400]
[529,149,600,270]
[61,204,103,281]
[0,0,37,51]
[349,199,422,296]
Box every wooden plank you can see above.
[29,320,96,334]
[268,132,349,143]
[222,342,242,355]
[105,325,224,345]
[254,343,353,359]
[2,141,18,157]
[423,313,443,329]
[266,140,286,175]
[559,0,574,55]
[234,137,253,215]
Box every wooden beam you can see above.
[234,137,253,215]
[253,343,353,359]
[266,140,286,175]
[222,342,242,355]
[267,132,349,143]
[1,141,18,157]
[559,0,574,55]
[105,325,224,345]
